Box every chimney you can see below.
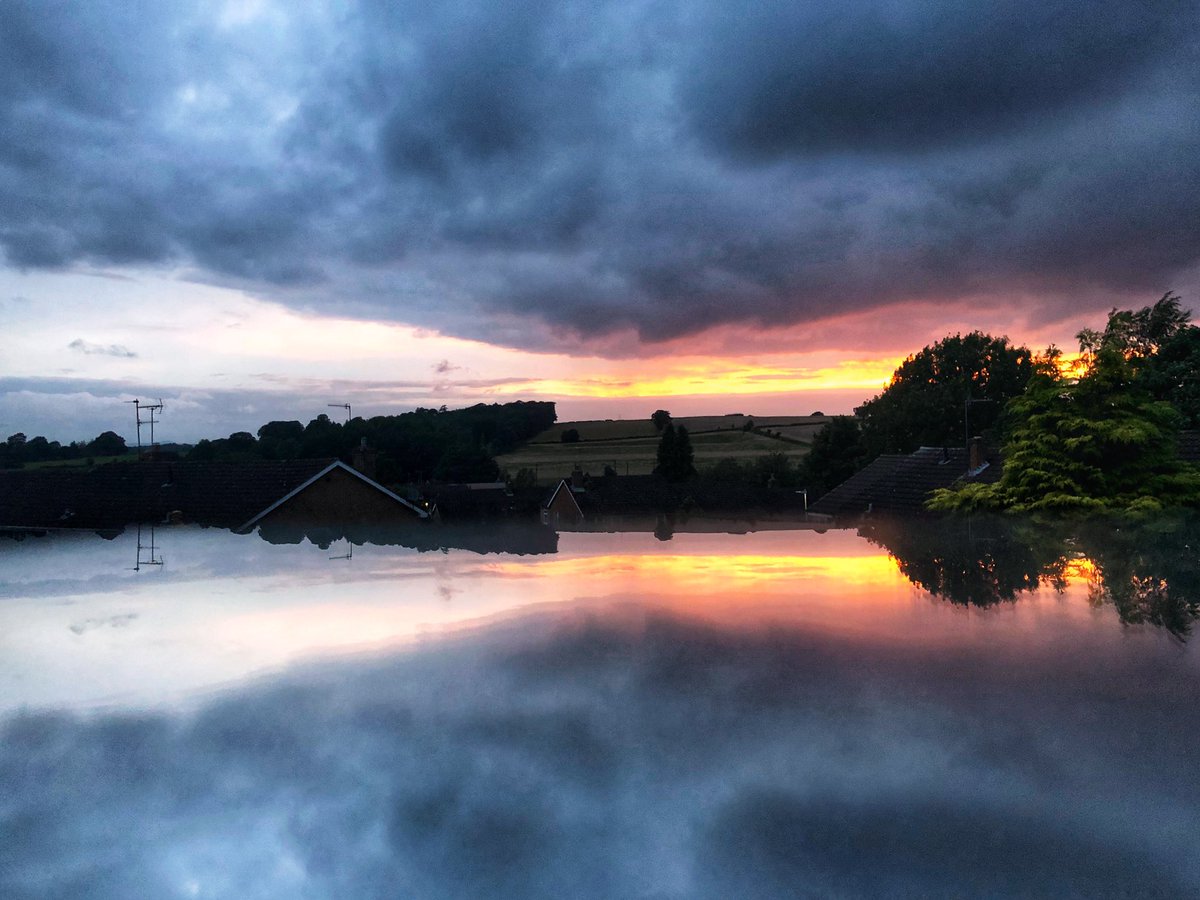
[969,436,984,472]
[571,466,585,490]
[351,437,378,480]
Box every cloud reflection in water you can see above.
[1,525,1199,897]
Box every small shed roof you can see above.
[542,479,585,519]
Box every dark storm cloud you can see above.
[2,608,1199,898]
[1,1,1198,352]
[684,0,1186,156]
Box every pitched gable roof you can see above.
[237,460,427,531]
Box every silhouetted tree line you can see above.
[1,430,128,468]
[187,401,556,484]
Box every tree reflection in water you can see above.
[861,515,1200,638]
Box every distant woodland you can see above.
[3,401,557,485]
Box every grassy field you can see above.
[498,414,830,482]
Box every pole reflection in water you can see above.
[0,520,1198,898]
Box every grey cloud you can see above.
[0,1,1198,353]
[67,339,138,359]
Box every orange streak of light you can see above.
[489,552,905,590]
[487,358,905,399]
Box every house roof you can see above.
[0,459,426,531]
[236,460,427,531]
[808,446,1001,520]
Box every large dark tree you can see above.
[801,416,867,496]
[1135,297,1200,428]
[654,423,696,481]
[87,431,128,457]
[1076,291,1190,362]
[856,332,1034,457]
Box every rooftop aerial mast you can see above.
[127,398,164,458]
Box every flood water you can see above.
[2,519,1199,898]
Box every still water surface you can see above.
[2,522,1199,897]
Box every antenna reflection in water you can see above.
[130,522,163,572]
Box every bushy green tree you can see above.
[931,343,1200,514]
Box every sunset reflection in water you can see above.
[0,524,1124,713]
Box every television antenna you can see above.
[127,398,164,457]
[327,403,351,423]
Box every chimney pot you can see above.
[969,436,984,472]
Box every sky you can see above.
[1,0,1198,441]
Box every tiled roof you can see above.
[808,447,1001,519]
[0,459,335,529]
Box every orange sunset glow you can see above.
[492,357,905,402]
